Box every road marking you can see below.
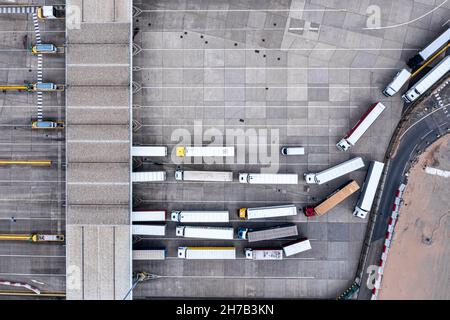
[0,217,65,221]
[155,275,315,279]
[0,254,65,258]
[0,273,65,277]
[135,105,360,109]
[137,48,419,51]
[425,166,450,178]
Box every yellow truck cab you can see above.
[31,234,65,242]
[239,208,247,219]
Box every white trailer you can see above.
[383,69,412,97]
[304,157,365,185]
[132,249,166,260]
[176,146,235,157]
[132,146,167,157]
[132,171,166,182]
[407,27,450,69]
[282,239,312,257]
[176,226,234,239]
[239,173,298,185]
[336,102,386,151]
[403,56,450,103]
[178,247,236,259]
[132,210,166,222]
[239,204,297,220]
[132,224,166,236]
[238,225,298,243]
[245,248,284,260]
[175,170,233,182]
[353,161,385,219]
[171,210,229,223]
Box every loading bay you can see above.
[0,0,66,294]
[131,0,449,298]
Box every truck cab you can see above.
[32,82,64,92]
[31,44,58,55]
[239,208,247,219]
[31,120,64,129]
[237,227,249,240]
[304,206,316,217]
[37,6,65,19]
[336,138,351,151]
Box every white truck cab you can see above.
[38,6,65,19]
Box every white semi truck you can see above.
[238,225,298,243]
[282,239,312,257]
[383,68,412,97]
[304,157,365,185]
[176,226,234,240]
[336,102,386,151]
[178,247,236,259]
[171,210,229,223]
[176,146,235,157]
[245,248,284,260]
[353,161,385,219]
[239,204,297,220]
[175,170,233,182]
[132,210,166,222]
[132,146,167,157]
[132,171,166,182]
[132,249,166,260]
[132,224,166,236]
[239,173,298,185]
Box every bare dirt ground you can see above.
[379,135,450,300]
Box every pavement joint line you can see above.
[0,254,65,258]
[0,180,61,183]
[0,273,66,277]
[138,86,381,89]
[137,8,346,12]
[137,48,420,51]
[134,66,399,70]
[135,105,360,108]
[68,182,129,185]
[139,124,346,127]
[0,217,65,221]
[69,140,130,143]
[153,276,316,279]
[134,237,319,241]
[67,63,130,67]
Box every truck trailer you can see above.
[353,161,385,219]
[175,170,233,182]
[132,224,166,236]
[132,249,166,260]
[336,102,386,151]
[407,27,450,69]
[176,226,234,239]
[132,171,166,182]
[132,210,166,222]
[238,225,298,242]
[245,248,284,260]
[304,157,364,185]
[176,146,235,157]
[239,173,298,184]
[282,238,312,256]
[171,210,229,223]
[239,204,297,220]
[304,180,360,217]
[178,247,236,259]
[132,146,167,157]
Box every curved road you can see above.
[358,86,450,299]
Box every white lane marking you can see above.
[425,166,450,178]
[0,273,65,277]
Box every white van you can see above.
[281,146,305,155]
[383,68,411,97]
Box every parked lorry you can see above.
[178,247,236,259]
[175,170,233,182]
[176,226,234,239]
[304,180,360,217]
[0,233,64,242]
[132,224,166,236]
[132,210,166,222]
[132,249,166,260]
[132,146,167,157]
[171,210,229,223]
[353,161,385,219]
[383,69,412,97]
[239,204,297,220]
[336,102,386,151]
[37,5,65,19]
[282,238,312,256]
[176,146,235,157]
[407,27,450,69]
[132,171,166,182]
[31,44,64,55]
[238,225,298,243]
[239,173,298,184]
[31,120,64,129]
[304,157,364,185]
[244,248,284,260]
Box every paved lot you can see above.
[0,0,66,295]
[132,0,449,298]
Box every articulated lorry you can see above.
[239,173,298,184]
[175,170,233,182]
[132,249,166,260]
[304,180,360,217]
[238,225,298,243]
[171,210,229,223]
[178,247,236,259]
[336,102,386,151]
[245,248,284,260]
[239,204,297,220]
[282,238,312,256]
[176,146,235,157]
[304,157,364,185]
[0,234,64,242]
[353,161,385,219]
[132,210,166,222]
[176,226,234,239]
[132,171,166,182]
